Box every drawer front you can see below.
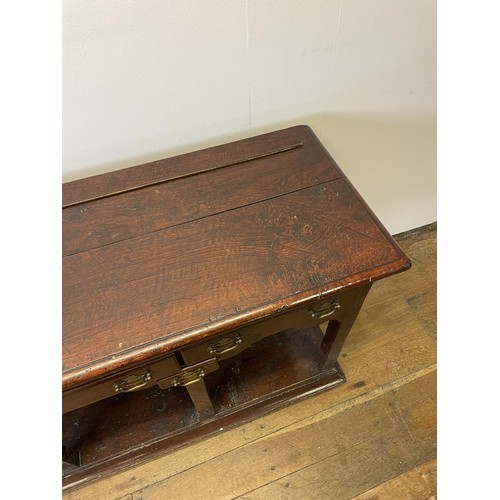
[156,357,219,390]
[62,354,181,413]
[180,329,259,365]
[180,287,359,365]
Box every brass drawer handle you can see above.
[208,333,242,355]
[309,301,341,320]
[113,371,152,392]
[173,368,205,387]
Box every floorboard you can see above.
[352,459,437,500]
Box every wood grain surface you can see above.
[62,126,332,208]
[63,224,436,500]
[63,139,338,256]
[62,126,410,390]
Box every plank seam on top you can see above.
[63,175,336,258]
[62,143,304,209]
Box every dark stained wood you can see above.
[320,283,372,371]
[62,354,181,413]
[184,380,215,417]
[62,445,80,473]
[62,125,412,489]
[62,327,344,489]
[63,141,339,256]
[62,126,335,208]
[62,226,434,500]
[63,176,408,388]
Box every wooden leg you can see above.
[62,445,81,473]
[185,379,215,417]
[319,283,372,372]
[157,358,218,417]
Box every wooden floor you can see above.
[64,223,437,500]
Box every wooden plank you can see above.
[341,289,437,385]
[393,223,436,253]
[63,178,404,385]
[63,141,338,256]
[63,282,435,500]
[391,233,436,301]
[392,227,436,341]
[130,371,436,500]
[62,126,324,207]
[352,458,437,499]
[407,288,437,341]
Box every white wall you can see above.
[63,0,436,235]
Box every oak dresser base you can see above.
[62,126,411,490]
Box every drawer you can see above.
[180,287,360,365]
[62,354,181,413]
[157,357,219,390]
[180,329,257,365]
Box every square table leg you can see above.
[319,284,372,372]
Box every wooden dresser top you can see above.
[62,125,410,390]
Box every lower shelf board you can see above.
[62,326,346,490]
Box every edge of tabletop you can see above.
[62,252,411,392]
